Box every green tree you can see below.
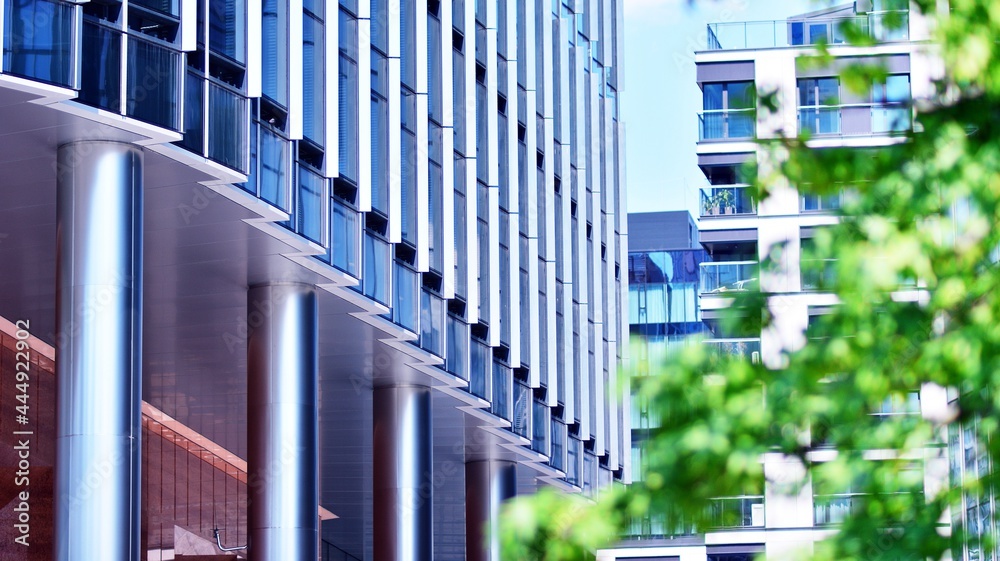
[500,1,1000,559]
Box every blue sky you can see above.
[622,0,818,216]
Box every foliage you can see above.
[500,1,1000,559]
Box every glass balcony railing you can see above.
[801,258,838,291]
[419,288,445,358]
[700,184,756,217]
[3,0,79,88]
[706,11,909,51]
[362,232,390,306]
[814,495,865,526]
[469,339,490,400]
[393,261,419,332]
[295,164,327,245]
[531,398,549,455]
[699,261,758,294]
[446,315,469,380]
[330,198,360,276]
[513,379,532,439]
[491,362,512,421]
[79,20,120,112]
[708,496,765,528]
[799,103,911,136]
[801,192,843,212]
[207,80,249,172]
[551,418,566,471]
[698,109,756,141]
[704,339,761,363]
[126,33,182,131]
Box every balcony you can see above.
[801,258,837,291]
[3,0,79,88]
[705,11,909,51]
[814,495,865,525]
[798,103,911,136]
[703,338,761,363]
[699,109,755,141]
[800,192,843,213]
[700,185,756,217]
[699,261,758,295]
[708,496,765,528]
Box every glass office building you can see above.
[0,0,627,558]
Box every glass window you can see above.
[258,125,291,210]
[339,10,359,182]
[209,0,246,63]
[302,6,324,145]
[262,0,288,106]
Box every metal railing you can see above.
[706,11,909,51]
[698,109,755,141]
[704,339,761,363]
[322,540,363,561]
[699,261,758,294]
[708,496,765,528]
[800,192,844,212]
[700,184,756,217]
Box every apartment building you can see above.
[602,2,949,561]
[0,0,628,558]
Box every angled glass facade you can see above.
[0,0,627,558]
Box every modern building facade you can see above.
[603,2,950,561]
[0,0,628,558]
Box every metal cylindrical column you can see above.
[465,460,517,561]
[247,283,318,561]
[373,385,433,561]
[54,141,144,561]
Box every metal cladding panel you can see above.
[525,89,538,239]
[487,29,499,187]
[442,128,456,298]
[593,320,605,455]
[463,0,477,157]
[558,21,570,143]
[324,0,340,177]
[508,213,521,365]
[181,0,198,52]
[588,0,598,40]
[544,118,555,259]
[488,185,500,346]
[525,0,537,89]
[441,0,455,128]
[578,302,590,439]
[607,339,619,467]
[389,0,401,57]
[358,18,373,211]
[621,356,632,482]
[388,59,402,242]
[601,0,612,63]
[559,148,572,285]
[613,0,623,89]
[590,189,602,324]
[289,0,304,139]
[416,93,430,271]
[545,262,558,406]
[465,160,480,324]
[505,63,518,211]
[542,6,554,118]
[527,237,540,386]
[572,45,585,169]
[574,169,587,304]
[416,0,429,94]
[561,282,574,422]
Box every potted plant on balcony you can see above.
[713,189,736,215]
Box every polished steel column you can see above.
[466,460,517,561]
[247,283,318,561]
[373,385,433,561]
[55,141,143,561]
